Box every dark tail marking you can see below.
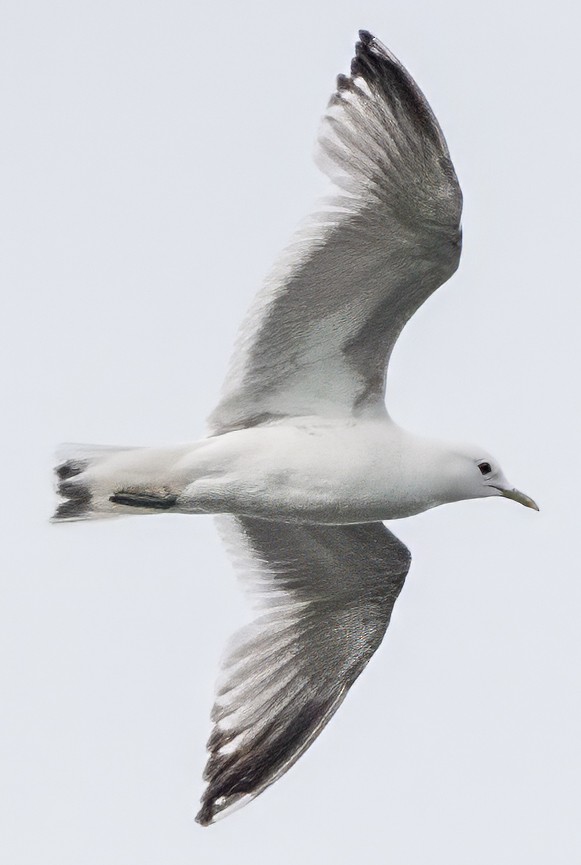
[54,462,92,520]
[56,459,88,481]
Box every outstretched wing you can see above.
[196,518,411,825]
[209,31,462,434]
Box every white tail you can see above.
[52,443,186,521]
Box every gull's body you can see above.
[70,419,507,524]
[53,32,537,825]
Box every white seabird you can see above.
[53,31,538,825]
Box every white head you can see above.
[437,443,539,510]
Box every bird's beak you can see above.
[496,487,539,511]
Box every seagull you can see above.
[53,31,538,825]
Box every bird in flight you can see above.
[53,30,538,825]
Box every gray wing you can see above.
[196,517,411,825]
[209,31,462,434]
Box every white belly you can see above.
[172,418,436,523]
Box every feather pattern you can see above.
[196,517,411,825]
[208,31,462,434]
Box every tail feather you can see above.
[54,476,93,521]
[52,442,189,522]
[52,443,138,522]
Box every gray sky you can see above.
[2,1,579,863]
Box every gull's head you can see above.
[442,445,539,511]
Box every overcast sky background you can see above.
[2,1,579,863]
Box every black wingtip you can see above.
[198,788,257,827]
[195,802,214,827]
[351,32,381,80]
[350,56,363,78]
[195,791,249,826]
[358,29,374,45]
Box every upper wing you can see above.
[208,31,462,434]
[196,517,411,825]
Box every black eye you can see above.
[478,461,492,476]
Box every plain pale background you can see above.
[2,1,579,862]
